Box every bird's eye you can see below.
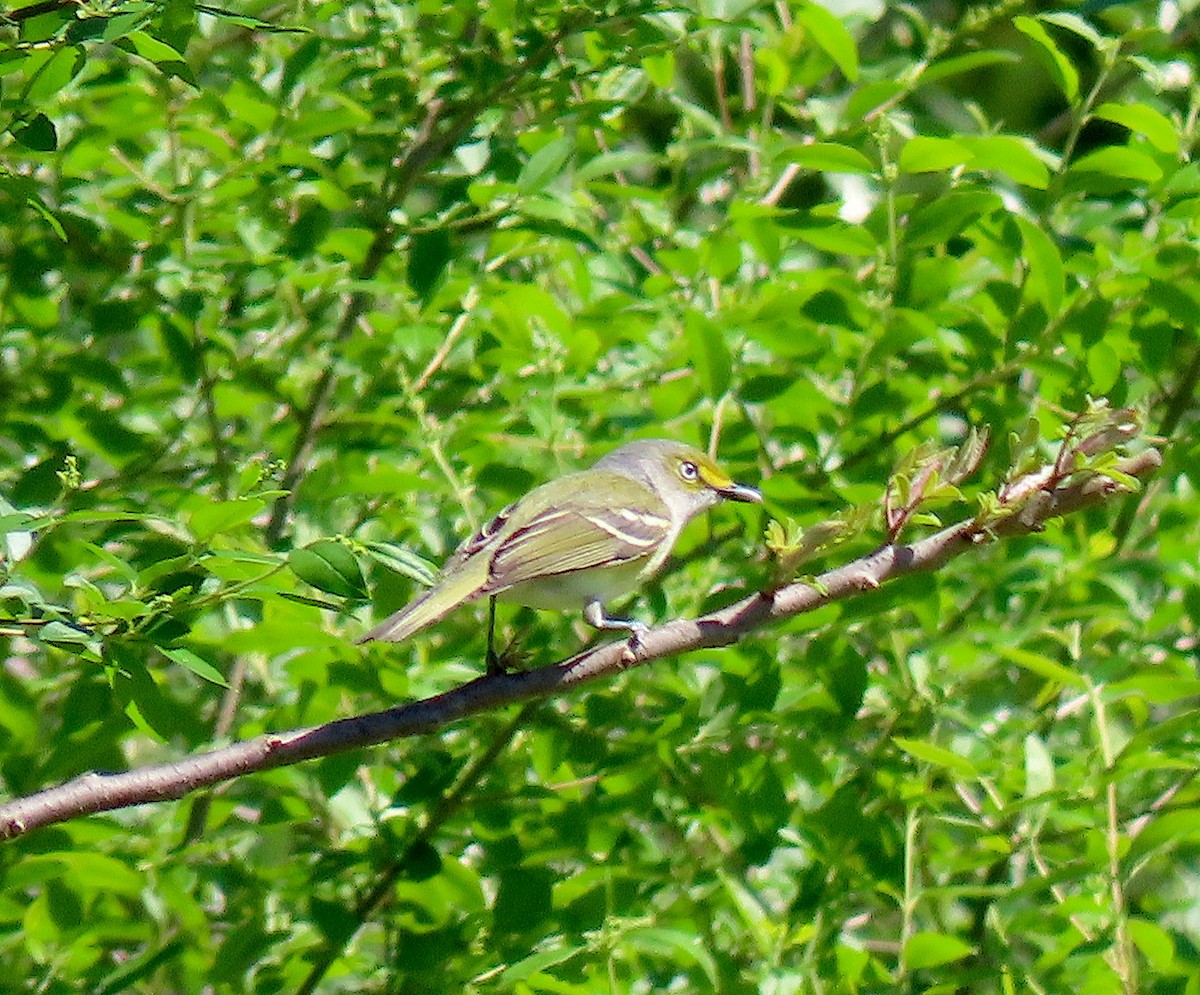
[679,460,699,482]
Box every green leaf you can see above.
[408,229,452,297]
[493,868,552,934]
[38,621,94,646]
[1109,674,1200,705]
[1086,341,1121,392]
[25,195,67,239]
[517,135,572,193]
[797,2,858,81]
[904,190,1002,248]
[187,496,269,541]
[1037,11,1105,49]
[110,654,173,742]
[960,136,1050,189]
[13,114,57,152]
[1069,146,1164,183]
[1013,15,1080,103]
[624,928,720,988]
[575,150,659,183]
[684,312,733,400]
[160,647,230,688]
[993,646,1086,687]
[892,738,978,778]
[920,50,1021,87]
[904,932,976,970]
[898,136,974,174]
[788,221,877,256]
[499,943,583,985]
[1014,216,1065,316]
[1093,102,1178,155]
[785,142,874,174]
[124,30,186,65]
[642,51,674,88]
[1127,918,1177,973]
[755,47,790,96]
[289,540,368,600]
[1024,734,1054,797]
[845,80,903,121]
[361,541,438,588]
[24,47,83,103]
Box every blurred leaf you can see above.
[408,229,453,298]
[361,541,438,588]
[920,49,1020,86]
[893,738,978,778]
[1013,15,1080,102]
[1093,102,1178,155]
[1014,216,1064,316]
[899,136,973,173]
[785,142,873,174]
[290,541,368,600]
[187,497,270,542]
[625,927,720,987]
[1023,733,1054,797]
[994,646,1086,687]
[1069,146,1163,183]
[493,868,552,935]
[796,1,858,81]
[160,647,230,688]
[961,135,1050,189]
[518,135,572,193]
[904,932,975,970]
[684,312,732,400]
[13,114,58,152]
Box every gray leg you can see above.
[583,601,648,653]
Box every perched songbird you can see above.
[357,438,762,671]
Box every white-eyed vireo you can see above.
[357,438,762,671]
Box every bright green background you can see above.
[1,1,1198,991]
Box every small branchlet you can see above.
[767,427,991,586]
[993,400,1143,523]
[765,510,867,590]
[884,426,990,541]
[767,403,1144,590]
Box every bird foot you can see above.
[486,636,529,676]
[621,621,650,663]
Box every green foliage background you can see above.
[1,0,1198,991]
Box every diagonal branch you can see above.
[0,448,1161,841]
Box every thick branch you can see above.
[0,449,1161,840]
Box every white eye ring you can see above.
[680,461,699,482]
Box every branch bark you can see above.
[0,449,1161,840]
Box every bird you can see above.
[356,438,762,671]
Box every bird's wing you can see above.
[485,487,673,593]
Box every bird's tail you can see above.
[355,567,486,645]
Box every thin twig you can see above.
[412,286,481,393]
